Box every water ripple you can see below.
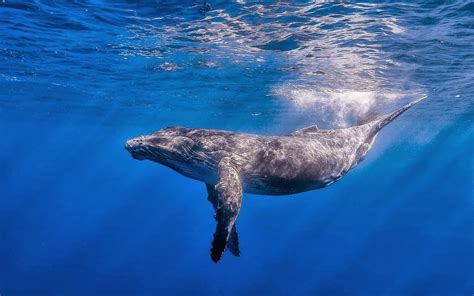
[0,1,472,128]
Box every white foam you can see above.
[273,86,407,127]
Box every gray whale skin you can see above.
[125,97,425,262]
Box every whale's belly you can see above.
[241,174,340,195]
[240,166,345,195]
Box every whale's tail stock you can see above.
[377,95,426,130]
[365,95,427,137]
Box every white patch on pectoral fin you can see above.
[206,157,242,262]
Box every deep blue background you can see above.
[1,1,473,295]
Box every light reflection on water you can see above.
[112,1,428,127]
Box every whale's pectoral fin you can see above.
[206,158,242,262]
[206,184,241,257]
[227,226,240,257]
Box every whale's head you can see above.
[125,126,196,167]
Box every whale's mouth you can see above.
[125,139,148,160]
[129,151,146,160]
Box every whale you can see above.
[125,96,425,262]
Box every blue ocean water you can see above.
[1,0,473,294]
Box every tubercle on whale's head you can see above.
[124,126,195,165]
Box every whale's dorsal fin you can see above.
[289,125,320,136]
[356,111,383,126]
[206,157,242,262]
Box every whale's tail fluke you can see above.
[367,96,426,137]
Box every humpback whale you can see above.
[125,96,425,262]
